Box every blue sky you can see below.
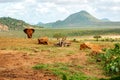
[0,0,120,24]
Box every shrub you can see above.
[53,33,66,40]
[99,43,120,75]
[32,64,49,70]
[72,39,79,43]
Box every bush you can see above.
[32,64,49,70]
[72,39,79,43]
[53,33,66,40]
[99,43,120,75]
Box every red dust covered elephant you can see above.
[23,28,35,38]
[38,37,49,45]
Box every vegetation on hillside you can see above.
[0,17,29,30]
[0,17,43,30]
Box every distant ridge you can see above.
[37,22,44,25]
[37,10,120,28]
[0,17,40,30]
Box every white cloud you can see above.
[36,2,69,14]
[38,0,88,4]
[56,7,69,14]
[0,2,25,16]
[110,0,120,2]
[24,0,37,4]
[0,0,23,3]
[0,0,120,24]
[111,6,120,11]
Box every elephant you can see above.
[54,37,71,47]
[23,28,35,38]
[38,37,49,45]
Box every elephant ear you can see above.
[23,29,28,34]
[31,29,35,33]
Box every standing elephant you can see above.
[23,28,35,38]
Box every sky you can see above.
[0,0,120,24]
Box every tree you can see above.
[93,35,101,41]
[53,33,66,40]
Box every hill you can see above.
[101,18,111,22]
[0,23,8,31]
[62,10,102,24]
[37,22,44,25]
[0,17,34,31]
[37,10,120,28]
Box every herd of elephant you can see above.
[23,28,102,56]
[23,28,71,47]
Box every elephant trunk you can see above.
[27,34,32,38]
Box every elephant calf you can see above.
[38,37,49,45]
[80,43,91,50]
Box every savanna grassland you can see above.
[0,28,120,80]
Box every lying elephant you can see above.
[38,37,49,45]
[23,28,35,38]
[55,37,71,47]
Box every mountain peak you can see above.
[63,10,101,24]
[101,18,111,22]
[78,10,89,14]
[37,10,120,28]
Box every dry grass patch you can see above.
[0,37,114,80]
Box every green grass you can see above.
[0,28,119,80]
[1,28,120,38]
[32,63,98,80]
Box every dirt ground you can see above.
[0,50,60,80]
[0,48,107,80]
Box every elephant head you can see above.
[23,28,35,38]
